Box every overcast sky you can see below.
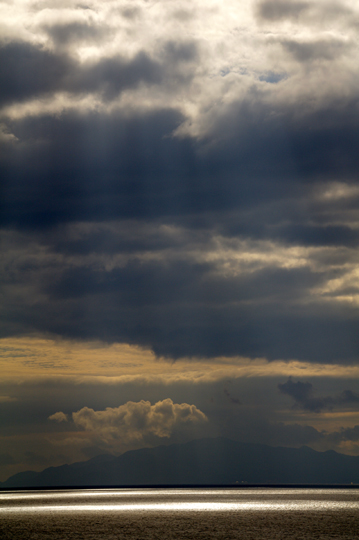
[1,0,359,482]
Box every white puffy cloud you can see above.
[71,399,208,443]
[48,411,68,422]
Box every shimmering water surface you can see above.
[1,488,358,539]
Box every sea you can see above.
[1,488,359,539]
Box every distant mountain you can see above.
[1,437,359,488]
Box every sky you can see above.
[1,0,359,482]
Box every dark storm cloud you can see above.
[0,41,165,106]
[3,90,359,231]
[278,377,359,412]
[207,97,359,181]
[43,261,326,305]
[0,42,71,106]
[1,96,359,361]
[1,242,359,363]
[0,108,191,228]
[1,38,359,363]
[47,223,195,256]
[270,224,359,248]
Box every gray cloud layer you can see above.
[1,1,359,361]
[0,40,192,106]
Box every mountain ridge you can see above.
[2,437,359,488]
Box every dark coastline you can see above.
[1,484,359,492]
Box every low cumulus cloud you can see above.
[49,411,68,422]
[50,399,208,445]
[278,377,359,413]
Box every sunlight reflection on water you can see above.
[1,489,359,540]
[1,489,359,513]
[1,488,358,500]
[2,501,359,513]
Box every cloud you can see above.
[257,1,310,21]
[223,386,241,405]
[1,3,359,392]
[2,371,359,481]
[43,21,110,47]
[278,377,359,412]
[281,38,350,63]
[0,42,164,106]
[256,0,356,27]
[339,390,359,404]
[49,411,68,422]
[0,395,17,403]
[223,389,241,405]
[0,42,72,106]
[71,399,208,444]
[2,0,359,482]
[328,425,359,443]
[0,453,16,466]
[1,219,359,363]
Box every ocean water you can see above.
[1,488,359,539]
